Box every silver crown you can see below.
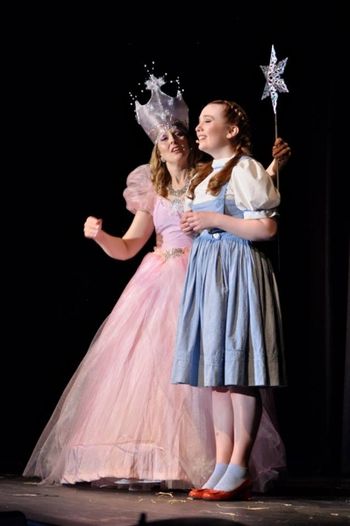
[135,74,189,143]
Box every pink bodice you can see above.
[152,196,193,250]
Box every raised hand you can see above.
[272,137,291,170]
[84,216,103,239]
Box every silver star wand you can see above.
[260,45,289,189]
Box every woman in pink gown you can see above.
[23,76,289,492]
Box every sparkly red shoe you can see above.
[201,479,252,501]
[188,488,209,499]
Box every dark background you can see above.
[3,5,348,481]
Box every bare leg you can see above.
[230,387,262,466]
[199,389,233,488]
[213,389,235,463]
[214,387,262,492]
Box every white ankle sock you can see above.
[214,463,248,492]
[202,463,228,489]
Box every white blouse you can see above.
[187,156,280,219]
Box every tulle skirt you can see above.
[23,248,286,491]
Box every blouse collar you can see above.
[212,155,235,170]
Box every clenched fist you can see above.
[84,216,103,239]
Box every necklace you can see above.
[167,180,189,197]
[166,180,189,213]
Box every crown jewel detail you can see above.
[134,73,189,143]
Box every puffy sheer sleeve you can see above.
[123,164,156,215]
[228,157,281,219]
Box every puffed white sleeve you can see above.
[123,164,156,215]
[229,157,281,219]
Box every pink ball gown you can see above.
[23,164,286,491]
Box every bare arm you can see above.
[84,211,154,260]
[181,212,277,242]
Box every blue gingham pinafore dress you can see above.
[172,180,286,388]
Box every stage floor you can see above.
[0,475,349,526]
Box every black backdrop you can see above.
[3,6,348,480]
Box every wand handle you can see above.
[274,111,279,191]
[274,110,281,272]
